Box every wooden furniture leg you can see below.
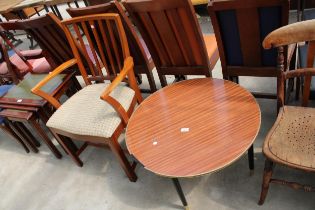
[109,137,137,182]
[13,122,39,153]
[51,129,83,167]
[258,159,274,205]
[29,117,62,159]
[1,120,30,153]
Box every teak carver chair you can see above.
[32,14,142,182]
[123,0,219,87]
[208,0,291,104]
[259,19,315,204]
[67,0,157,92]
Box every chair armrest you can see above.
[31,59,77,109]
[263,19,315,49]
[100,56,142,125]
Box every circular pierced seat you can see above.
[263,105,315,172]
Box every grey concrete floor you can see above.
[1,4,315,210]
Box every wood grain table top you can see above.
[126,78,261,178]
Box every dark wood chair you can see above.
[32,14,143,182]
[208,0,291,105]
[259,19,315,204]
[0,14,74,70]
[67,1,157,92]
[123,0,219,87]
[0,25,52,80]
[0,37,19,84]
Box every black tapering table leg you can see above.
[172,178,188,209]
[248,144,254,175]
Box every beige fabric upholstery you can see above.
[47,83,135,138]
[264,106,315,170]
[263,19,315,49]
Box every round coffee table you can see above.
[126,78,261,209]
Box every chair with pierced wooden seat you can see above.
[67,0,157,93]
[123,0,219,87]
[31,14,143,182]
[258,19,315,205]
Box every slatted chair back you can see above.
[0,36,19,84]
[66,1,152,78]
[13,13,74,69]
[208,0,289,79]
[61,14,130,85]
[123,0,212,77]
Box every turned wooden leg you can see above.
[248,144,254,174]
[258,159,274,205]
[109,137,137,182]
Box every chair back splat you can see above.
[16,14,74,69]
[67,1,157,92]
[208,0,290,102]
[123,0,219,86]
[61,14,130,85]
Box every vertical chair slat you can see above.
[98,19,118,75]
[81,21,102,75]
[177,8,203,65]
[166,9,192,65]
[90,20,111,76]
[139,12,170,66]
[150,11,183,66]
[73,23,96,76]
[106,19,122,72]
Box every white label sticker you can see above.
[153,141,158,146]
[17,99,22,103]
[180,128,190,133]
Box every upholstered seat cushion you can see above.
[263,106,315,171]
[10,55,52,74]
[47,83,135,138]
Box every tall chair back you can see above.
[67,1,157,92]
[123,0,215,85]
[14,13,74,69]
[61,14,130,85]
[208,0,289,80]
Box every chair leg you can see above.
[51,129,83,167]
[258,159,274,205]
[109,138,137,182]
[146,72,157,93]
[158,73,168,87]
[29,119,62,159]
[248,144,254,174]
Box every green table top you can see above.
[0,73,67,107]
